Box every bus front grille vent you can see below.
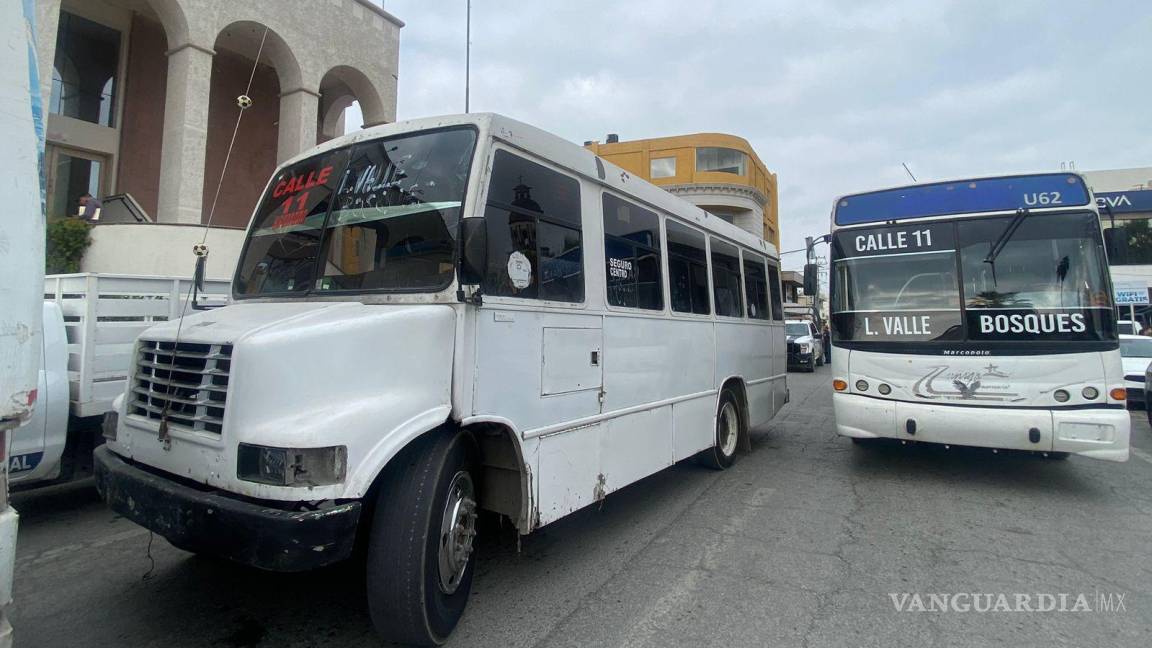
[131,340,232,435]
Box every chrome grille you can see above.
[131,340,232,434]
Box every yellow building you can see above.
[585,133,780,247]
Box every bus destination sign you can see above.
[834,173,1091,226]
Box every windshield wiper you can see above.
[982,207,1029,285]
[984,208,1029,264]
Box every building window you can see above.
[650,157,676,179]
[743,254,770,320]
[484,150,584,302]
[603,194,663,310]
[50,11,121,128]
[767,264,784,321]
[711,238,744,317]
[667,220,710,315]
[696,147,747,175]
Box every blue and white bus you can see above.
[828,173,1129,461]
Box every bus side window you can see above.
[482,150,584,302]
[666,220,711,315]
[710,238,744,317]
[766,263,784,321]
[602,193,663,310]
[743,253,770,320]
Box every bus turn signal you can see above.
[1110,387,1127,401]
[833,379,848,392]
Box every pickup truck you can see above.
[11,274,227,489]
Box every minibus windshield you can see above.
[234,127,477,296]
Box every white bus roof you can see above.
[285,113,778,259]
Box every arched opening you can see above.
[316,65,387,144]
[203,22,301,227]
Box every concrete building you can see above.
[1083,166,1152,323]
[585,134,780,248]
[35,0,401,278]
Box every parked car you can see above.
[1117,320,1140,336]
[1120,334,1152,410]
[786,319,823,371]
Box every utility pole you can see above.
[465,0,471,113]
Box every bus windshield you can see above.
[234,127,477,297]
[832,211,1114,346]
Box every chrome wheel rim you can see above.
[718,401,739,457]
[438,471,477,594]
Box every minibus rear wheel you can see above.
[698,390,742,470]
[366,429,479,646]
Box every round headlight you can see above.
[855,379,869,392]
[1081,386,1099,400]
[878,384,892,395]
[1053,389,1070,403]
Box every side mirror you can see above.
[1104,228,1129,265]
[803,263,818,296]
[458,218,487,285]
[191,254,209,311]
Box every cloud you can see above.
[375,0,1152,268]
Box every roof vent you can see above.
[606,133,619,143]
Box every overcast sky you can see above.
[362,0,1152,268]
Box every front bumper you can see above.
[788,351,814,367]
[833,392,1130,462]
[94,446,362,571]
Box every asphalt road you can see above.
[9,367,1152,647]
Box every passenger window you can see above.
[483,150,583,302]
[666,220,710,315]
[743,254,770,320]
[711,238,744,317]
[766,263,784,321]
[603,194,663,310]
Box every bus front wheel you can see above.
[366,430,479,646]
[698,390,742,470]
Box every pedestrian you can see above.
[822,324,831,363]
[77,192,102,222]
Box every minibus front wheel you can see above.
[366,428,479,646]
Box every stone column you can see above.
[156,43,214,224]
[277,87,320,163]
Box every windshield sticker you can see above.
[835,310,963,342]
[911,364,1024,402]
[272,166,333,198]
[508,251,532,289]
[834,222,954,259]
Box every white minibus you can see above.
[94,113,788,644]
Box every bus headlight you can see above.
[855,379,869,392]
[1053,389,1070,403]
[238,444,347,486]
[1081,386,1099,400]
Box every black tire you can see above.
[366,430,479,646]
[698,390,742,470]
[808,356,816,372]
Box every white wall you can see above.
[81,224,245,281]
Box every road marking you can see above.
[1131,447,1152,465]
